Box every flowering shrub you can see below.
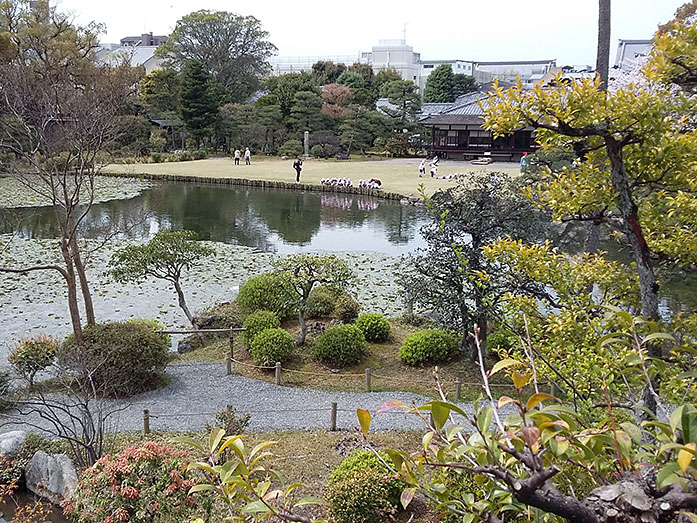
[321,177,353,187]
[64,442,201,523]
[358,179,381,189]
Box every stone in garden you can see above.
[25,451,78,504]
[177,339,196,353]
[0,430,27,459]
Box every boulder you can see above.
[177,339,196,353]
[25,451,78,505]
[0,431,27,459]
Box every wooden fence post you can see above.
[143,409,150,435]
[275,362,281,386]
[229,333,235,375]
[455,378,461,401]
[226,352,232,376]
[365,368,371,392]
[330,402,337,431]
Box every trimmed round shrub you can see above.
[399,329,459,366]
[59,320,169,398]
[64,442,201,523]
[355,313,391,342]
[334,295,360,323]
[242,310,281,347]
[278,139,303,157]
[306,286,339,318]
[250,328,295,366]
[237,273,294,318]
[326,450,403,523]
[8,335,58,386]
[312,324,366,367]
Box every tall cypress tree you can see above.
[180,60,218,145]
[423,64,455,103]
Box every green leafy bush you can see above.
[355,313,391,342]
[326,449,403,523]
[192,149,207,160]
[399,329,459,366]
[64,442,201,523]
[306,285,339,318]
[59,320,169,398]
[8,335,58,386]
[250,328,295,366]
[486,327,516,354]
[278,139,303,157]
[242,310,281,348]
[334,295,361,323]
[237,273,294,318]
[312,324,366,367]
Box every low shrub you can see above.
[8,335,58,386]
[326,449,403,523]
[237,273,294,319]
[278,139,303,157]
[399,329,459,366]
[334,295,360,323]
[59,320,169,398]
[205,405,251,436]
[150,152,163,163]
[192,149,207,160]
[242,310,280,348]
[486,327,516,354]
[312,324,366,367]
[355,313,391,342]
[306,286,339,318]
[64,442,201,523]
[250,328,295,366]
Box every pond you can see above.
[1,181,428,255]
[0,178,693,355]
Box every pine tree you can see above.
[179,60,219,145]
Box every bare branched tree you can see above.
[0,0,140,343]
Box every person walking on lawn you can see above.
[234,148,240,165]
[244,147,251,165]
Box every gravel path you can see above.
[3,362,482,434]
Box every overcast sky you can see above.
[56,0,684,66]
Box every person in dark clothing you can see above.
[293,157,303,183]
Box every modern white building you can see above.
[96,46,164,75]
[614,39,652,70]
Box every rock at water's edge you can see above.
[25,451,78,505]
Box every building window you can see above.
[423,64,434,69]
[468,130,492,148]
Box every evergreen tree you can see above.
[381,80,421,128]
[452,73,477,97]
[286,90,325,133]
[336,70,365,89]
[180,60,219,145]
[423,63,455,102]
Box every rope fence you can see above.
[141,402,425,434]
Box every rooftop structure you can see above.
[96,45,163,75]
[120,32,168,47]
[615,39,652,70]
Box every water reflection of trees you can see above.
[2,182,426,250]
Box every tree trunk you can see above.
[173,278,205,344]
[297,310,308,346]
[606,137,661,416]
[596,0,611,91]
[70,235,96,325]
[58,239,84,345]
[584,220,601,254]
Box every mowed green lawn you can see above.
[104,157,521,197]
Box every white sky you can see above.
[55,0,685,66]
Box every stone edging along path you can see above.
[101,171,423,203]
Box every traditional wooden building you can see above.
[420,92,536,161]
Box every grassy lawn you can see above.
[104,157,521,197]
[175,318,514,400]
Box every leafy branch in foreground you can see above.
[173,428,326,523]
[358,324,697,523]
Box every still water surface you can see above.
[2,181,428,255]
